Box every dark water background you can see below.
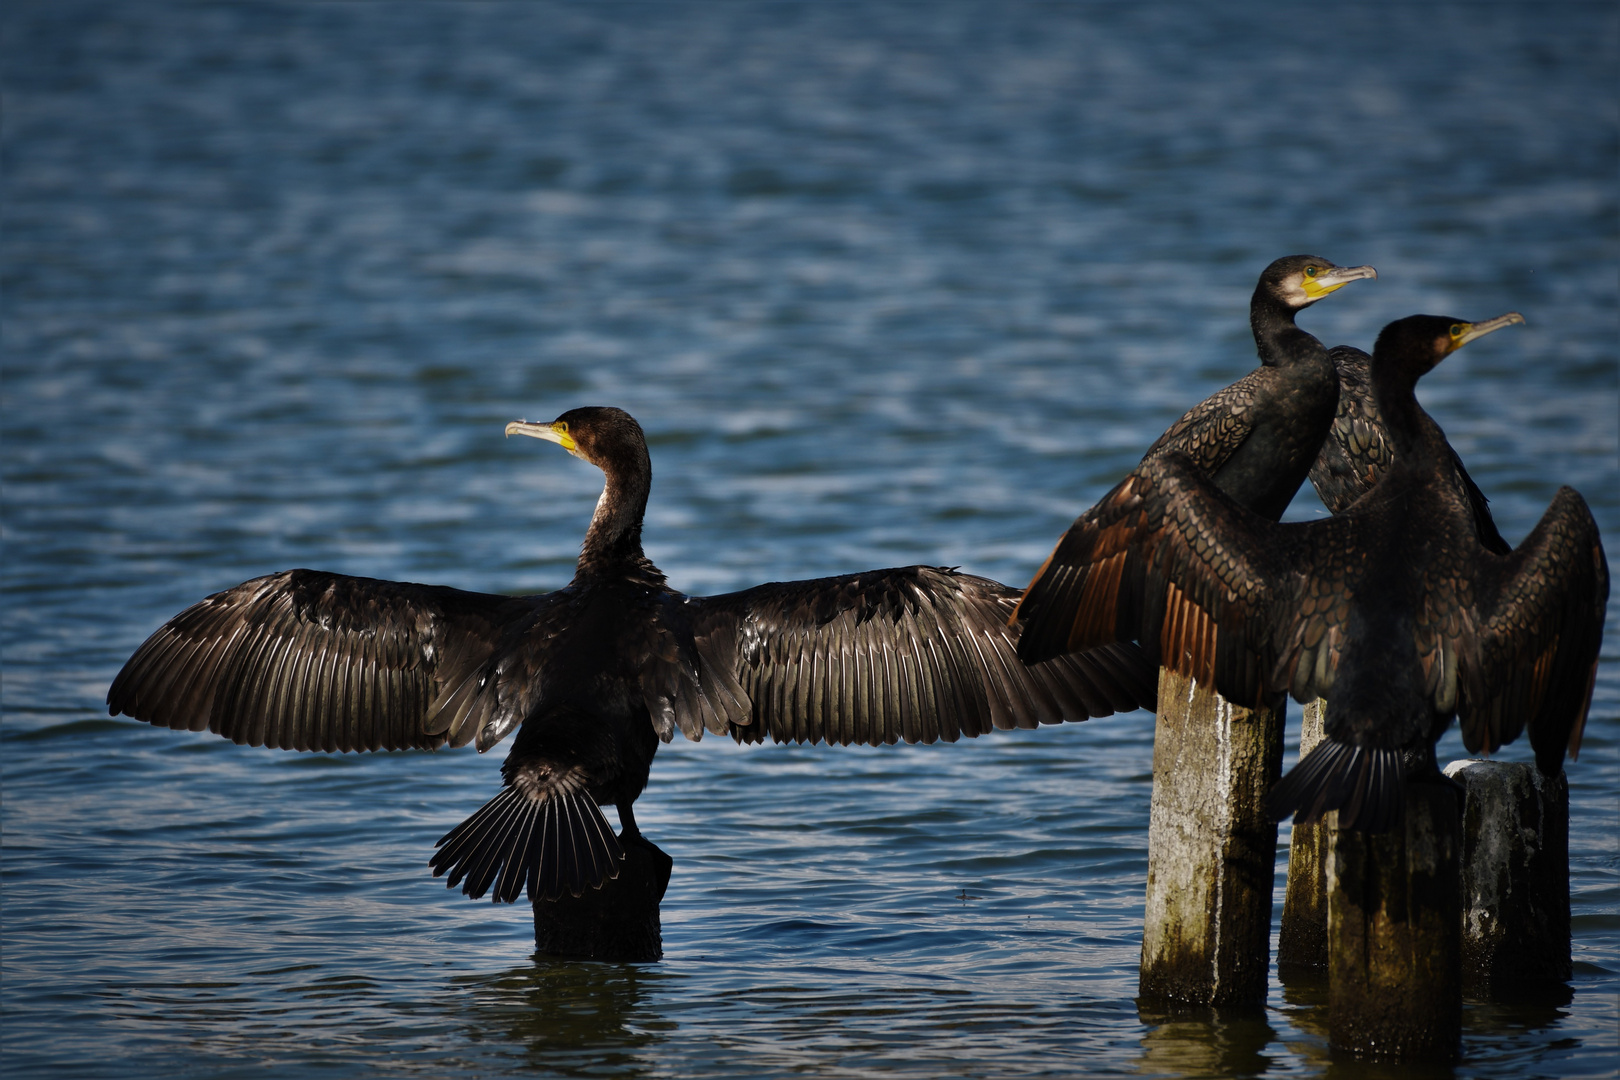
[3,3,1616,1077]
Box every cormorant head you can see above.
[505,406,649,475]
[1258,254,1378,310]
[1372,312,1525,382]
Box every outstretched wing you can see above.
[681,566,1157,747]
[1458,486,1609,772]
[108,569,534,752]
[1311,345,1509,554]
[1014,453,1365,710]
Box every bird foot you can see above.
[617,822,661,854]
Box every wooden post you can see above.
[1277,699,1329,974]
[1444,760,1572,997]
[533,835,673,962]
[1327,780,1462,1062]
[1140,668,1284,1006]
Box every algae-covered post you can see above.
[1327,781,1462,1062]
[1139,668,1283,1006]
[1445,759,1572,996]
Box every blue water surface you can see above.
[3,3,1616,1077]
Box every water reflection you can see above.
[449,959,675,1076]
[1273,968,1580,1079]
[1135,1002,1279,1078]
[1317,1056,1457,1080]
[1132,975,1585,1080]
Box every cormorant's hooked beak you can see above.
[506,419,577,454]
[1302,263,1377,300]
[1450,312,1525,351]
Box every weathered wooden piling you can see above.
[1444,759,1572,996]
[533,835,673,962]
[1327,780,1462,1062]
[1140,668,1284,1006]
[1277,699,1329,974]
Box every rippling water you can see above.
[4,3,1616,1077]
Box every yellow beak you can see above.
[1301,263,1378,300]
[505,419,576,453]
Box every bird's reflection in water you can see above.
[451,957,676,1076]
[1134,1002,1279,1078]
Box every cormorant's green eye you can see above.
[1304,267,1318,278]
[1449,324,1466,340]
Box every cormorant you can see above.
[1310,343,1511,554]
[108,407,1156,903]
[1135,255,1377,521]
[1012,314,1607,831]
[1015,254,1374,667]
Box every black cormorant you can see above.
[1135,255,1377,521]
[1015,254,1373,667]
[1012,314,1607,831]
[1310,343,1511,554]
[109,407,1156,903]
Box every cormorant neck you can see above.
[1372,369,1438,467]
[1250,292,1324,369]
[574,452,663,584]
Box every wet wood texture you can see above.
[1140,668,1284,1005]
[1278,699,1329,974]
[1445,759,1572,996]
[1328,781,1462,1062]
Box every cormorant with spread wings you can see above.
[109,407,1156,903]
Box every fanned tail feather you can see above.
[1266,739,1403,833]
[430,785,625,903]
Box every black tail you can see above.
[430,785,625,903]
[1266,740,1403,833]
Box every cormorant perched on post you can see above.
[1012,314,1607,831]
[1310,343,1511,554]
[108,407,1156,903]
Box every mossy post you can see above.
[1277,699,1329,974]
[1140,668,1284,1005]
[1327,781,1462,1062]
[533,834,672,962]
[1444,759,1571,996]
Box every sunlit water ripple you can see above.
[3,3,1616,1077]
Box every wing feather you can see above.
[1015,453,1365,710]
[108,569,533,752]
[1456,487,1608,772]
[683,565,1157,748]
[1141,374,1260,474]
